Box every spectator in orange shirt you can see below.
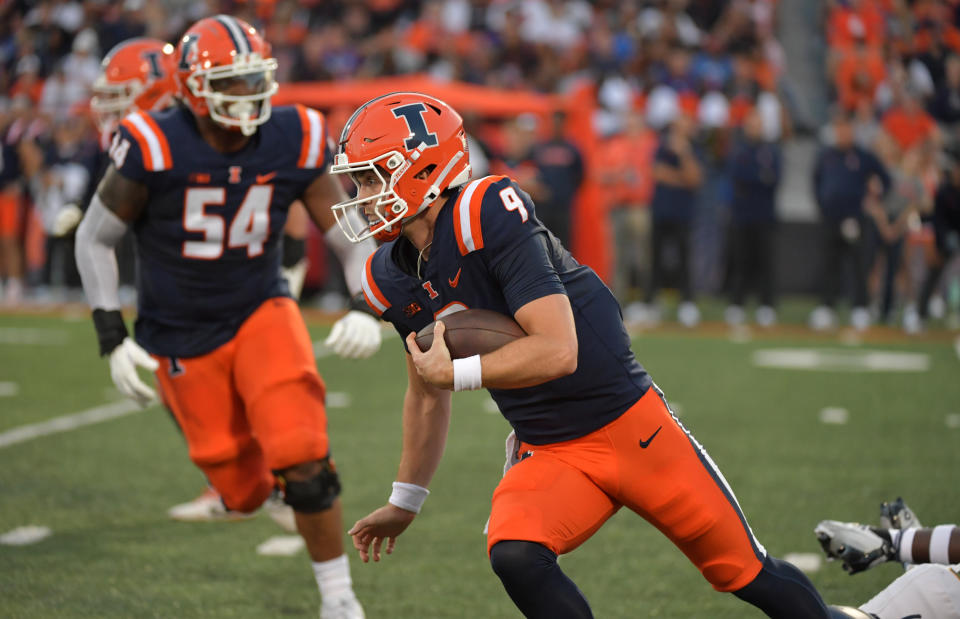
[596,109,659,308]
[827,0,886,51]
[834,42,887,111]
[882,93,940,151]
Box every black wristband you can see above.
[92,309,128,357]
[281,235,306,268]
[349,292,379,318]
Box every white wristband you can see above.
[389,481,429,514]
[453,354,482,391]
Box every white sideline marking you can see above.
[753,349,929,372]
[0,382,19,397]
[326,392,351,408]
[819,407,849,425]
[483,398,499,414]
[0,400,142,449]
[256,535,305,556]
[0,525,52,546]
[946,414,960,430]
[0,327,69,346]
[784,552,822,573]
[955,337,960,360]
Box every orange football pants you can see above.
[486,387,765,592]
[154,297,329,513]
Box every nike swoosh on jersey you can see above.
[638,426,662,449]
[448,267,462,288]
[256,171,277,184]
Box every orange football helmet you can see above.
[175,15,278,136]
[330,92,472,242]
[90,38,177,133]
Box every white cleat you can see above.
[809,305,836,331]
[724,304,746,327]
[755,305,777,327]
[814,519,893,574]
[167,487,256,523]
[320,595,365,619]
[677,301,700,328]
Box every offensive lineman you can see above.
[74,16,373,618]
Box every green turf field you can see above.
[1,310,957,618]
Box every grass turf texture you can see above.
[0,310,957,618]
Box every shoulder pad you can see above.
[452,175,509,255]
[118,111,172,172]
[292,104,328,169]
[360,247,392,316]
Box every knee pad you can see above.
[276,459,341,513]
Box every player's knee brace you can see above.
[275,458,341,513]
[733,555,830,619]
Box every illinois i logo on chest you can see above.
[421,266,463,300]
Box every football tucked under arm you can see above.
[414,309,526,359]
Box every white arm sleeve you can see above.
[75,194,129,311]
[325,210,376,297]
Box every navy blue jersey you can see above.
[111,104,331,357]
[362,175,652,445]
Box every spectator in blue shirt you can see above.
[645,113,703,326]
[725,109,782,327]
[810,110,890,331]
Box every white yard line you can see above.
[0,327,69,346]
[0,400,143,450]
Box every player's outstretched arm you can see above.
[349,351,452,562]
[301,172,382,359]
[75,166,157,405]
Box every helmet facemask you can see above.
[90,77,143,132]
[187,54,278,136]
[331,150,412,243]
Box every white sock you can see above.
[313,554,354,601]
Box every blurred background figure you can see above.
[916,151,960,329]
[645,112,703,327]
[810,109,889,331]
[863,136,928,331]
[597,108,657,317]
[529,110,583,250]
[725,108,782,328]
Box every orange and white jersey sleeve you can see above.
[112,111,173,182]
[293,104,331,171]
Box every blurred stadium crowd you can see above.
[0,0,958,333]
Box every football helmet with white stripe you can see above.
[330,92,472,242]
[175,15,278,136]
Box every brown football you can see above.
[414,309,526,358]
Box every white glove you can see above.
[109,337,160,406]
[324,310,382,359]
[52,204,83,237]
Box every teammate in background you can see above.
[335,92,829,618]
[816,498,960,618]
[74,17,375,618]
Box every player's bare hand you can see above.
[348,504,416,563]
[405,321,453,389]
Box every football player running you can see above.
[337,93,830,618]
[74,16,375,618]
